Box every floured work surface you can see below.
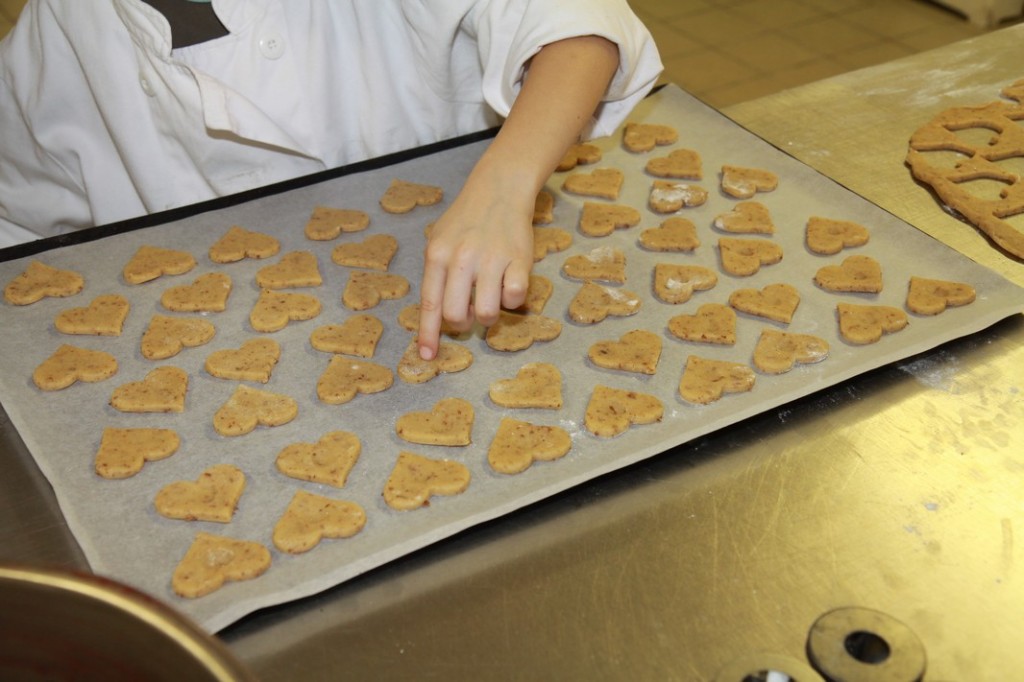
[1,85,1021,632]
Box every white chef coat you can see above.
[0,0,662,247]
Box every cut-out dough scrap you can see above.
[94,427,180,479]
[728,283,801,324]
[171,532,271,599]
[667,303,736,345]
[55,294,130,336]
[208,225,280,262]
[205,338,281,383]
[110,366,188,413]
[250,289,322,332]
[584,385,664,438]
[678,356,755,405]
[645,148,702,179]
[814,255,883,293]
[652,263,717,304]
[255,251,322,289]
[383,451,471,511]
[397,338,473,383]
[562,167,624,200]
[4,260,84,305]
[489,362,563,409]
[305,206,371,240]
[317,356,394,404]
[310,314,384,358]
[273,490,367,554]
[484,312,562,352]
[487,417,572,475]
[154,463,245,523]
[140,314,216,361]
[123,246,196,285]
[160,273,232,312]
[213,384,298,436]
[806,216,870,255]
[720,165,778,199]
[275,431,361,488]
[331,234,399,271]
[836,303,908,345]
[396,397,474,446]
[568,281,641,324]
[752,328,830,375]
[588,329,662,375]
[906,276,976,315]
[714,201,775,235]
[718,238,784,277]
[638,217,700,252]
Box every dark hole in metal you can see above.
[844,630,891,664]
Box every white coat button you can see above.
[258,33,285,59]
[139,73,156,97]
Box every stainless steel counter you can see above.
[3,26,1022,681]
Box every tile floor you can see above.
[0,0,1019,108]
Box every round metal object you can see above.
[715,652,825,681]
[807,606,926,682]
[0,564,256,682]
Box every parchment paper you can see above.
[1,85,1020,633]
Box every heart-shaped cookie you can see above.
[4,260,84,305]
[588,329,662,375]
[331,234,399,271]
[256,251,322,289]
[160,273,232,312]
[109,366,187,412]
[208,225,280,262]
[645,148,702,179]
[653,263,718,304]
[584,385,664,438]
[397,338,474,383]
[275,431,362,488]
[396,304,464,337]
[171,532,271,599]
[814,255,882,293]
[155,463,246,523]
[516,274,554,314]
[906,276,976,315]
[123,246,196,285]
[714,201,775,234]
[316,356,394,404]
[305,205,370,240]
[250,289,322,332]
[140,314,216,360]
[533,189,555,224]
[562,246,627,283]
[396,397,475,446]
[568,281,641,324]
[343,271,410,310]
[484,312,562,352]
[678,355,756,405]
[667,303,737,345]
[55,294,130,336]
[532,226,573,261]
[379,179,443,214]
[622,122,678,152]
[487,417,572,475]
[648,181,708,213]
[205,338,281,383]
[805,217,870,255]
[728,283,801,324]
[272,490,367,554]
[383,451,472,511]
[718,238,784,277]
[555,142,602,171]
[213,384,298,436]
[638,217,700,252]
[836,303,908,344]
[720,164,778,199]
[752,328,830,374]
[310,314,384,358]
[94,427,179,479]
[579,202,641,237]
[489,362,563,409]
[562,167,624,200]
[33,345,118,391]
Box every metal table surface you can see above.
[2,27,1022,681]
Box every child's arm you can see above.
[417,35,620,360]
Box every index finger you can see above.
[417,259,447,360]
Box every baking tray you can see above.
[1,84,1020,632]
